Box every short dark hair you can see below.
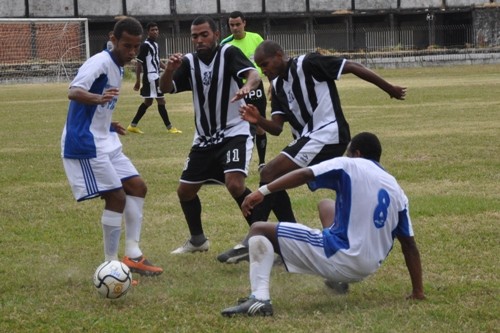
[229,11,245,21]
[113,17,143,40]
[192,16,218,32]
[146,22,158,31]
[349,132,382,162]
[256,40,284,57]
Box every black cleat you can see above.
[221,296,273,317]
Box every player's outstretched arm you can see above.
[398,235,426,300]
[342,61,407,100]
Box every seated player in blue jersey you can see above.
[61,17,163,277]
[221,132,425,317]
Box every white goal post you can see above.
[0,18,89,84]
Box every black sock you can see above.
[234,188,255,226]
[158,104,172,128]
[271,190,297,222]
[180,196,205,242]
[256,133,267,165]
[131,103,148,125]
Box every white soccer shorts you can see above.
[277,222,365,283]
[62,147,139,201]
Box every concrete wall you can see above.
[176,0,218,14]
[220,0,263,14]
[266,0,307,13]
[0,0,25,17]
[127,0,170,16]
[356,0,398,10]
[474,7,500,46]
[78,2,123,17]
[309,0,352,11]
[0,0,497,18]
[30,0,74,17]
[400,0,443,9]
[447,0,490,6]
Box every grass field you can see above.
[0,64,499,332]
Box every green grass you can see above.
[1,64,499,332]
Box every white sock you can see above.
[249,235,274,301]
[124,195,144,259]
[101,210,122,261]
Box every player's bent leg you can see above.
[318,199,336,228]
[122,175,147,198]
[259,154,299,184]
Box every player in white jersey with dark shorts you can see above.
[159,16,263,255]
[221,132,425,316]
[61,17,162,276]
[219,40,408,264]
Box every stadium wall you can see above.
[0,0,498,17]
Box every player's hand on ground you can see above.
[239,104,260,124]
[111,121,126,135]
[241,191,264,217]
[389,85,407,100]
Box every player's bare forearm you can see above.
[231,69,261,102]
[398,235,425,300]
[160,53,182,93]
[239,105,283,136]
[68,87,118,105]
[242,168,314,216]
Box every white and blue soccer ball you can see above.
[93,260,132,299]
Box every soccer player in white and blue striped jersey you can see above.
[61,17,163,276]
[221,132,424,317]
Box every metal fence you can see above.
[158,24,500,68]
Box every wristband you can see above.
[258,185,271,196]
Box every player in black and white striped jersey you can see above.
[128,22,181,134]
[218,40,408,263]
[159,16,263,255]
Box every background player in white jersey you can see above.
[159,16,262,255]
[220,40,408,264]
[221,11,268,172]
[221,132,425,316]
[127,22,181,134]
[61,17,163,276]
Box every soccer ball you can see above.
[93,260,132,299]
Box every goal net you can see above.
[0,18,89,84]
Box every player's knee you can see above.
[259,165,277,183]
[123,176,147,197]
[249,221,268,235]
[226,181,245,198]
